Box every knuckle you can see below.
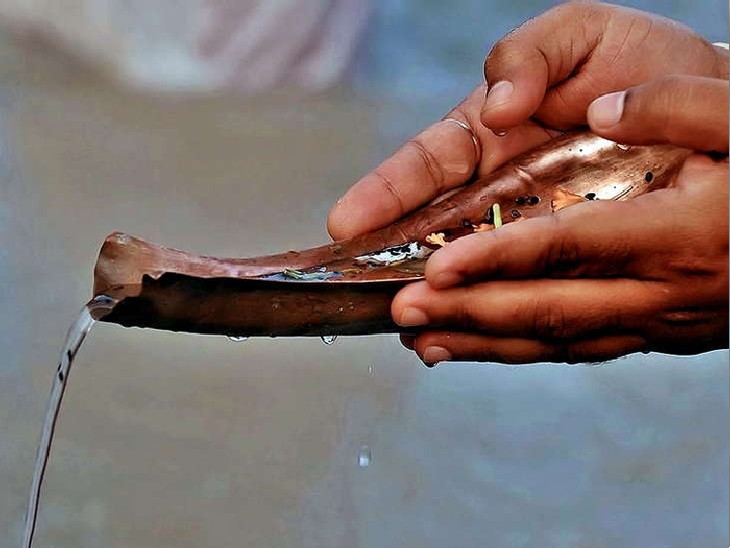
[485,36,522,78]
[542,217,582,275]
[553,0,597,21]
[406,138,445,194]
[455,288,484,330]
[656,308,707,328]
[665,252,727,278]
[372,168,406,217]
[532,298,574,340]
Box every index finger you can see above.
[327,90,485,241]
[425,199,642,289]
[327,86,556,241]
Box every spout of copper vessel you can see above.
[92,131,691,338]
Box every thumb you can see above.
[480,2,609,131]
[587,75,729,153]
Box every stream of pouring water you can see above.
[22,295,117,548]
[22,297,364,546]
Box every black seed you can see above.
[585,193,596,200]
[644,171,654,183]
[528,196,540,205]
[515,196,526,205]
[58,371,64,381]
[511,209,521,218]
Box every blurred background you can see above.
[0,1,727,546]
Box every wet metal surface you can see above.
[2,2,729,546]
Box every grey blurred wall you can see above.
[1,1,727,547]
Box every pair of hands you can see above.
[328,2,729,366]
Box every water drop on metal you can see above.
[321,335,337,345]
[358,445,372,468]
[114,233,130,245]
[227,336,249,343]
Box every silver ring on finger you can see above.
[442,117,481,161]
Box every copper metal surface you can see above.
[93,131,691,337]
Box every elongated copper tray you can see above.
[93,131,690,337]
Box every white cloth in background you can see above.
[199,0,371,92]
[0,0,371,93]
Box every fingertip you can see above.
[587,76,729,152]
[413,332,455,367]
[421,346,452,366]
[391,281,431,326]
[481,51,550,130]
[587,91,626,133]
[484,80,514,112]
[480,80,521,129]
[425,230,495,287]
[326,200,349,241]
[425,248,464,289]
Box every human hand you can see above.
[393,75,729,365]
[480,0,728,131]
[327,2,727,241]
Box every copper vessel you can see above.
[92,131,691,337]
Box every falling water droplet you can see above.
[616,143,632,151]
[228,336,249,343]
[321,335,337,345]
[492,128,508,137]
[358,445,372,468]
[368,364,374,376]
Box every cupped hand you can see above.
[394,75,729,365]
[327,2,728,242]
[481,0,728,131]
[326,87,556,240]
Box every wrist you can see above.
[712,42,729,80]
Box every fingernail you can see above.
[588,91,626,129]
[485,80,513,110]
[398,307,428,327]
[430,271,462,289]
[423,346,452,365]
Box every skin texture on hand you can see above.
[327,2,728,242]
[396,74,729,365]
[480,0,729,130]
[327,2,730,366]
